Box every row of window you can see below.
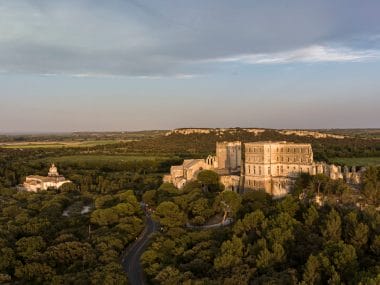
[247,147,310,154]
[247,164,311,175]
[247,179,260,187]
[246,156,311,163]
[246,179,287,189]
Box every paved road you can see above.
[122,216,158,285]
[186,217,233,229]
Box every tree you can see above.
[233,209,266,239]
[15,236,46,261]
[142,190,157,207]
[0,247,15,272]
[154,266,182,285]
[156,183,179,204]
[303,205,319,228]
[214,191,242,222]
[293,173,313,196]
[276,195,299,217]
[321,209,341,242]
[95,195,115,209]
[189,197,213,225]
[46,241,95,268]
[197,170,223,192]
[362,166,380,205]
[241,189,272,214]
[344,212,369,249]
[214,236,243,270]
[301,255,321,285]
[153,201,186,228]
[323,241,358,282]
[15,262,55,283]
[91,208,119,226]
[314,174,330,194]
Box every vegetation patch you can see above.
[37,154,171,164]
[0,140,129,149]
[330,157,380,166]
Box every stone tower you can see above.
[216,141,242,173]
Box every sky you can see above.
[0,0,380,132]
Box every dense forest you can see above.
[0,141,169,283]
[101,129,380,161]
[0,188,143,284]
[143,169,380,284]
[0,130,379,284]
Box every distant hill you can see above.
[112,128,380,163]
[165,128,347,140]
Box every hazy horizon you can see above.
[1,127,380,136]
[1,1,380,132]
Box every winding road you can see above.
[121,211,232,284]
[122,216,158,285]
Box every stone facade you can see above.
[163,141,363,196]
[23,164,71,192]
[243,141,314,196]
[163,142,242,190]
[216,141,241,173]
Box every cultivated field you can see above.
[35,154,171,164]
[0,140,127,149]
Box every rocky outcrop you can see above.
[278,130,345,139]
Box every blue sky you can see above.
[1,0,379,132]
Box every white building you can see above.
[23,164,71,192]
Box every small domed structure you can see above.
[48,163,59,177]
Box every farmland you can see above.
[0,140,127,149]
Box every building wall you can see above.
[216,141,241,172]
[220,175,240,192]
[244,142,314,196]
[23,178,71,192]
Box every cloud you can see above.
[213,45,380,64]
[0,0,380,77]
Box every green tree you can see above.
[303,205,319,228]
[214,190,242,222]
[344,212,369,249]
[301,255,321,285]
[142,190,157,206]
[153,201,187,228]
[197,170,223,192]
[15,262,55,283]
[362,166,380,205]
[154,266,181,285]
[91,208,119,226]
[214,236,243,270]
[321,209,341,242]
[0,247,15,272]
[15,236,46,261]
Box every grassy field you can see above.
[330,157,380,166]
[0,140,129,149]
[36,154,171,164]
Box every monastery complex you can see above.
[23,164,71,192]
[163,141,363,196]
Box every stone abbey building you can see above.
[163,141,363,196]
[22,164,71,192]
